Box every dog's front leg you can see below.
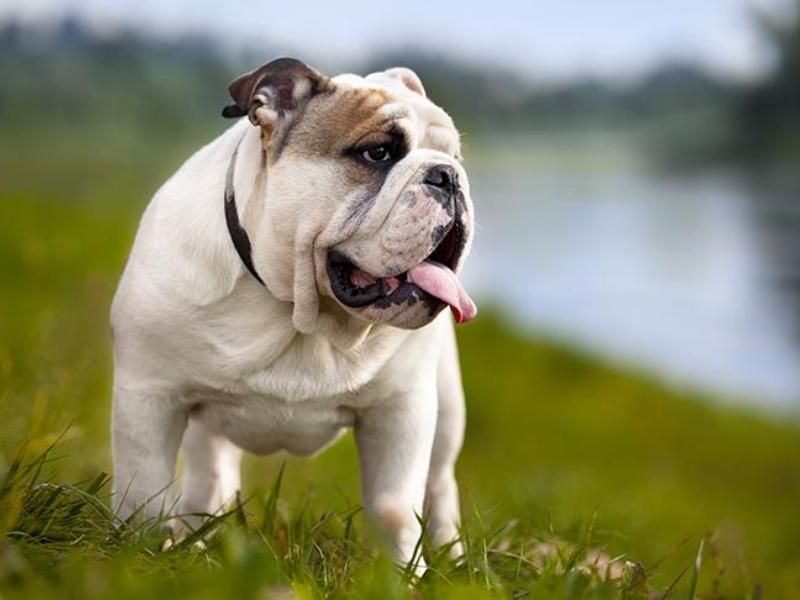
[112,384,188,523]
[354,387,437,571]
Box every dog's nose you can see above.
[423,165,456,191]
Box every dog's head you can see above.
[224,58,476,333]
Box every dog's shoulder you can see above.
[115,121,258,314]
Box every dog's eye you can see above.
[361,145,392,164]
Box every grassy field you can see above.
[2,183,800,597]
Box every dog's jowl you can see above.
[110,57,477,568]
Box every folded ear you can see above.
[222,57,332,131]
[383,67,426,97]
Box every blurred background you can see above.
[1,0,800,595]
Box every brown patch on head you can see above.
[299,87,399,153]
[272,74,462,188]
[280,85,409,183]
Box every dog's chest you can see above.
[194,395,354,456]
[171,310,440,457]
[203,318,408,402]
[184,326,406,456]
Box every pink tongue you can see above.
[407,260,478,324]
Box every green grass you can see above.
[2,190,800,598]
[0,444,636,599]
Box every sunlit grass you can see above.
[0,440,650,599]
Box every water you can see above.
[461,134,800,410]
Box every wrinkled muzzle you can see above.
[326,154,477,329]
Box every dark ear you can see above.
[222,57,332,129]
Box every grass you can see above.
[2,180,800,597]
[0,443,636,599]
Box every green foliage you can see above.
[736,0,800,160]
[0,16,769,173]
[0,18,233,135]
[0,442,630,599]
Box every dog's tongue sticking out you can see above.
[407,260,477,324]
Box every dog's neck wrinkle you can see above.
[227,126,329,337]
[241,155,268,238]
[316,311,374,351]
[236,128,271,201]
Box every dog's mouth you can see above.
[326,222,477,324]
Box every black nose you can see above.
[423,165,456,190]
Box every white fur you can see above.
[110,70,471,568]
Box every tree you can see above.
[738,1,800,159]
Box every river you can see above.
[462,133,800,411]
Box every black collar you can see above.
[224,133,266,286]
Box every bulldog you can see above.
[110,58,477,566]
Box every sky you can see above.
[1,0,793,82]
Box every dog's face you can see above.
[224,58,476,332]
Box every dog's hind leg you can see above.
[177,416,242,531]
[425,322,466,558]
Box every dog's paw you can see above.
[373,495,428,576]
[160,518,208,553]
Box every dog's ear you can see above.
[222,58,332,131]
[383,67,426,97]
